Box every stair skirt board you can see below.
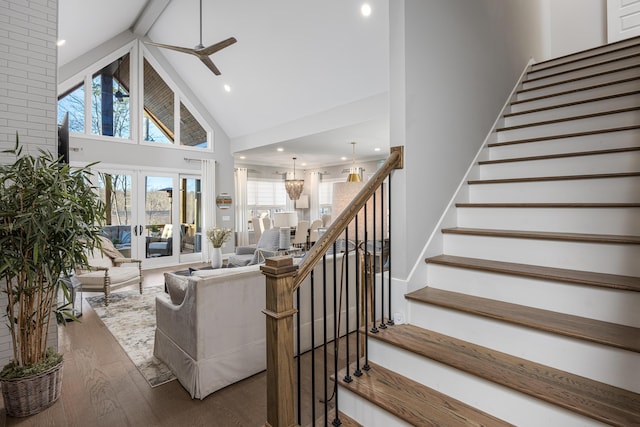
[406,304,640,394]
[364,340,609,427]
[425,265,640,327]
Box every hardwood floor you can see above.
[0,264,268,427]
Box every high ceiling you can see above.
[57,0,390,168]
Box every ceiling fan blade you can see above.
[144,41,198,56]
[199,56,221,76]
[196,37,237,56]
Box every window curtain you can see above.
[201,159,216,261]
[309,172,321,222]
[235,167,249,246]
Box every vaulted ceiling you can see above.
[57,0,390,168]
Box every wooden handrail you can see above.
[261,146,403,427]
[293,146,403,290]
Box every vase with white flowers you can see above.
[206,227,232,268]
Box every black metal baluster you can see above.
[368,200,378,335]
[343,226,352,384]
[363,206,371,371]
[378,186,386,330]
[310,270,316,425]
[354,216,362,377]
[387,174,394,326]
[332,242,341,426]
[322,255,328,425]
[296,288,301,426]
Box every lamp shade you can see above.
[273,211,299,228]
[332,181,387,242]
[295,194,309,209]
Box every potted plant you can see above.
[206,227,232,268]
[0,136,105,417]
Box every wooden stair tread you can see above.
[504,89,640,118]
[478,146,640,165]
[467,171,640,185]
[511,76,640,106]
[337,362,514,427]
[518,59,640,93]
[488,124,640,147]
[370,324,640,427]
[441,227,640,244]
[531,37,640,71]
[496,106,640,133]
[524,54,640,85]
[406,287,640,353]
[307,410,362,427]
[425,254,640,292]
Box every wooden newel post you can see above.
[261,256,299,427]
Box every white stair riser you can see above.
[456,206,640,235]
[367,339,610,427]
[497,110,640,142]
[427,264,640,327]
[528,44,640,78]
[504,92,640,127]
[488,128,640,160]
[443,233,640,276]
[521,67,640,98]
[514,78,640,105]
[468,177,640,203]
[479,151,640,179]
[339,387,412,427]
[407,304,640,393]
[523,59,640,89]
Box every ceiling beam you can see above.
[132,0,172,37]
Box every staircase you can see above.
[337,37,640,426]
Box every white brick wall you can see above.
[0,0,59,366]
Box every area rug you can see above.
[86,286,176,387]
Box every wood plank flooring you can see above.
[0,265,268,427]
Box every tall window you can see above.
[319,178,341,216]
[57,43,211,150]
[247,179,287,219]
[91,53,131,138]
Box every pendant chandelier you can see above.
[346,141,361,182]
[284,157,304,200]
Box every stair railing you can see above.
[262,146,403,427]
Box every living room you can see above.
[3,0,633,425]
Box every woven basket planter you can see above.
[0,360,63,417]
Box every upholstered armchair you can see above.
[75,236,143,306]
[227,229,280,267]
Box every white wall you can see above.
[0,0,59,366]
[543,0,606,59]
[389,0,547,280]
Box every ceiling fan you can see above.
[144,0,237,76]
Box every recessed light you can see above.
[277,147,284,152]
[374,147,381,152]
[56,39,66,46]
[341,156,348,161]
[239,155,246,160]
[361,3,372,17]
[301,162,307,166]
[223,84,231,92]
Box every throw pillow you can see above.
[235,246,256,255]
[165,273,188,305]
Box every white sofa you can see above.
[155,252,358,399]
